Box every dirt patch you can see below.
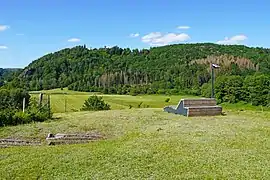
[0,138,41,148]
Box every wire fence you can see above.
[29,92,88,113]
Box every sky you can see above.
[0,0,269,68]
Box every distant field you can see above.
[29,88,270,113]
[30,88,198,113]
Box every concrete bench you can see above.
[163,98,222,117]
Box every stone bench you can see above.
[163,98,222,117]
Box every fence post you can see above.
[64,94,67,113]
[48,94,51,117]
[22,98,25,113]
[39,93,43,108]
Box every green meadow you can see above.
[30,88,269,113]
[0,89,269,179]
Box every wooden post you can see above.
[22,98,25,113]
[64,94,67,113]
[39,93,43,107]
[48,94,51,117]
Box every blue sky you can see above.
[0,0,269,68]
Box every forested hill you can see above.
[0,68,21,87]
[2,43,270,105]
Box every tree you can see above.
[81,95,111,111]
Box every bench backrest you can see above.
[183,98,217,107]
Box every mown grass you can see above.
[1,88,269,179]
[0,108,270,179]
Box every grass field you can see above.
[1,89,270,179]
[30,88,199,113]
[30,88,270,113]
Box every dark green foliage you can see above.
[0,68,21,88]
[0,89,52,127]
[81,95,111,111]
[213,74,270,106]
[215,76,244,104]
[0,88,30,110]
[243,74,270,106]
[165,98,170,102]
[201,83,211,98]
[5,43,269,92]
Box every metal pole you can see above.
[211,66,214,98]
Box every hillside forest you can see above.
[0,43,269,107]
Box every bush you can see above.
[12,111,32,125]
[0,90,52,127]
[201,83,211,98]
[0,88,30,110]
[0,109,16,126]
[165,98,170,102]
[81,95,111,111]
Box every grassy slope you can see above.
[1,89,270,179]
[0,109,269,179]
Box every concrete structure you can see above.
[163,98,222,117]
[46,133,104,145]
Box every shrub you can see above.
[201,83,211,98]
[81,95,111,111]
[0,90,52,127]
[12,111,32,124]
[165,98,170,102]
[0,109,16,126]
[0,88,30,110]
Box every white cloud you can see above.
[129,33,140,38]
[217,35,247,45]
[0,46,8,49]
[141,32,190,46]
[177,26,190,30]
[68,38,81,42]
[0,25,9,31]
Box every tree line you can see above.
[1,43,269,107]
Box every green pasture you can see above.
[0,88,269,179]
[30,88,198,113]
[30,88,270,113]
